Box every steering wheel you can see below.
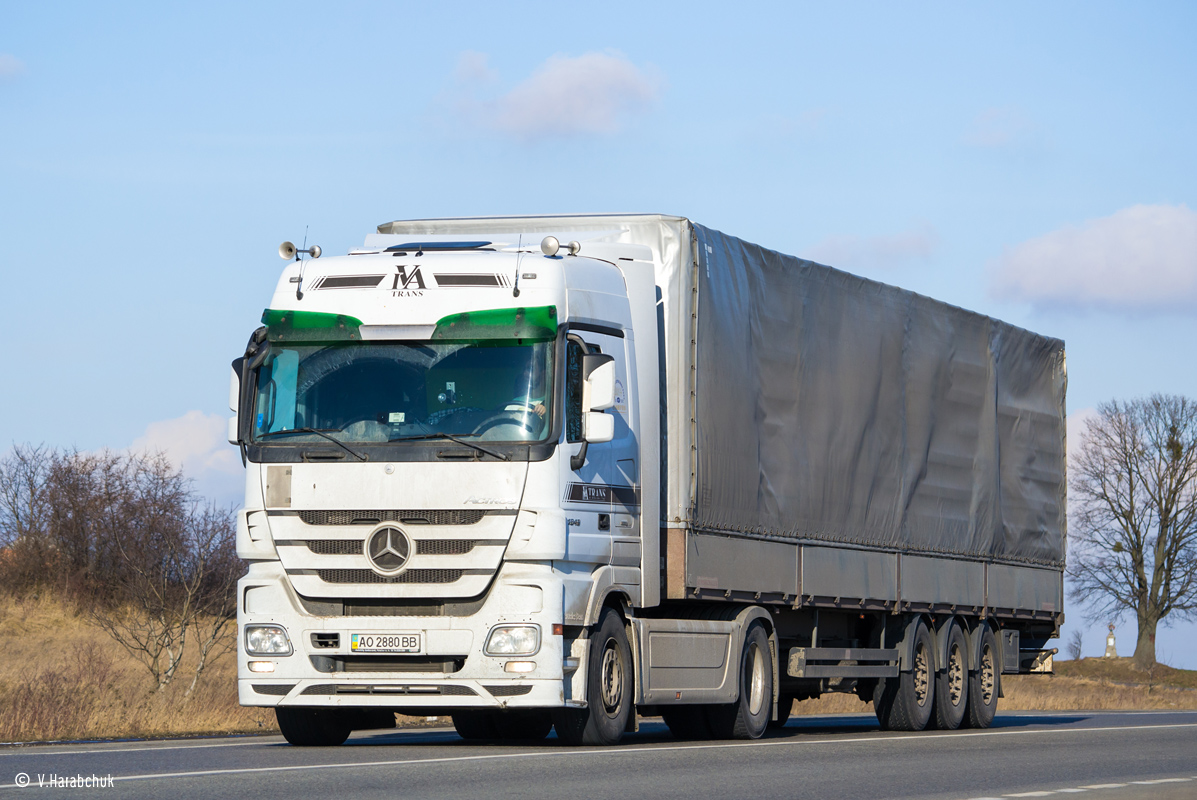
[471,410,539,436]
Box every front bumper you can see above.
[237,560,568,709]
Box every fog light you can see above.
[245,624,293,656]
[485,625,540,656]
[504,661,536,674]
[248,661,275,673]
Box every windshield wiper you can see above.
[389,432,509,462]
[257,427,368,461]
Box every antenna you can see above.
[512,235,522,298]
[277,227,321,301]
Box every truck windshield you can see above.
[251,340,554,445]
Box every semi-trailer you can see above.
[231,214,1066,745]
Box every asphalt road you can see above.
[3,711,1196,800]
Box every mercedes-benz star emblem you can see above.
[365,526,411,576]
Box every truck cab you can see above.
[232,232,660,745]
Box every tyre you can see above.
[767,694,795,729]
[962,624,999,729]
[931,622,968,730]
[452,711,500,740]
[873,620,935,732]
[494,710,554,740]
[553,607,633,746]
[707,622,773,740]
[661,706,715,740]
[275,707,352,746]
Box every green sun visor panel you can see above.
[432,305,558,341]
[262,309,364,342]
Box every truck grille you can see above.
[299,509,486,526]
[316,568,464,584]
[305,539,483,556]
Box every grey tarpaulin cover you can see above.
[691,224,1066,568]
[376,214,1067,570]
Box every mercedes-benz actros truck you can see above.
[231,214,1066,746]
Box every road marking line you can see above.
[1079,785,1127,790]
[1005,792,1056,797]
[1130,778,1191,784]
[1054,790,1087,793]
[28,721,1192,787]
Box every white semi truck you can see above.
[231,214,1066,746]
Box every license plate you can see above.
[350,633,423,653]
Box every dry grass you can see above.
[0,593,276,743]
[999,657,1197,712]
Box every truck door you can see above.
[562,330,639,567]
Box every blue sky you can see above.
[2,2,1195,666]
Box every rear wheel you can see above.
[553,607,632,746]
[963,625,999,729]
[276,707,352,746]
[707,622,773,739]
[873,620,935,731]
[932,622,968,730]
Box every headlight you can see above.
[245,625,292,656]
[485,625,540,656]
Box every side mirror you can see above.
[583,411,614,444]
[228,365,240,446]
[583,353,615,411]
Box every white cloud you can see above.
[990,204,1197,312]
[129,411,243,505]
[0,54,25,81]
[803,223,939,269]
[454,51,498,85]
[454,51,661,141]
[965,106,1034,148]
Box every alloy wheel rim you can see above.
[948,643,964,705]
[746,642,766,715]
[914,643,930,706]
[980,645,995,705]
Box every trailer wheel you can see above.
[495,710,554,740]
[553,607,632,746]
[931,622,968,730]
[873,620,935,731]
[452,711,500,740]
[707,621,772,740]
[275,707,352,746]
[767,694,795,729]
[962,625,999,729]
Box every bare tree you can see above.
[1066,629,1084,661]
[0,445,54,591]
[2,446,243,694]
[1069,394,1197,668]
[181,503,240,697]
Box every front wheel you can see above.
[275,707,352,747]
[553,608,632,746]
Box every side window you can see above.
[565,339,600,443]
